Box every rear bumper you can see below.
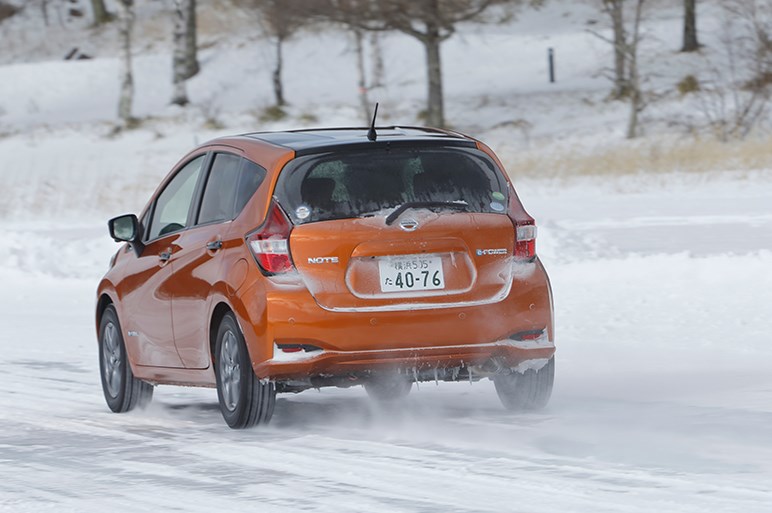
[239,259,555,381]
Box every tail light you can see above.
[246,200,294,274]
[514,221,536,260]
[507,192,537,261]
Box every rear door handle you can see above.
[206,240,223,251]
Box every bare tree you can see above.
[594,0,648,137]
[117,0,135,126]
[599,0,629,99]
[40,0,50,26]
[181,0,199,79]
[268,1,288,108]
[682,0,699,52]
[351,31,386,122]
[310,3,380,122]
[353,29,371,123]
[233,0,308,107]
[625,0,646,138]
[732,0,771,87]
[696,0,770,140]
[370,32,385,88]
[0,2,21,24]
[297,3,380,123]
[171,0,199,106]
[314,0,532,128]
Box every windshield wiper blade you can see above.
[385,201,468,226]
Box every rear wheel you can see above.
[215,313,276,429]
[493,357,554,411]
[99,305,153,412]
[364,373,413,403]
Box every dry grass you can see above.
[197,0,258,38]
[500,133,772,179]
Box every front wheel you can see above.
[493,357,554,411]
[98,305,153,412]
[215,313,276,429]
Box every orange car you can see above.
[96,126,555,428]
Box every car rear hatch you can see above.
[290,212,514,311]
[270,145,533,312]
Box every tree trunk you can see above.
[681,0,699,52]
[90,0,110,25]
[626,73,641,138]
[171,0,189,106]
[181,0,199,79]
[272,36,285,106]
[605,0,628,99]
[354,29,370,124]
[117,0,134,125]
[369,32,385,88]
[41,0,49,26]
[626,0,646,138]
[424,23,445,127]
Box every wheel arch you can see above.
[210,302,233,364]
[96,292,116,337]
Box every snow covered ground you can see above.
[1,171,771,512]
[2,0,772,510]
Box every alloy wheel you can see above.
[101,321,122,399]
[219,330,241,412]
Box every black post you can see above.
[548,47,555,83]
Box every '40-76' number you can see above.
[394,270,442,289]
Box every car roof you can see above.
[237,126,477,156]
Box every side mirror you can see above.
[108,214,139,242]
[108,214,145,256]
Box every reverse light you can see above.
[246,200,294,274]
[514,220,537,260]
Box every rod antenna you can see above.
[367,103,379,142]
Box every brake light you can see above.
[507,193,536,261]
[515,221,536,260]
[246,200,294,274]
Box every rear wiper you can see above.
[385,201,468,226]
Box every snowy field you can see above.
[2,0,772,510]
[1,171,771,512]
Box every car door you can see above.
[170,152,266,368]
[119,154,207,368]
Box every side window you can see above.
[234,159,266,216]
[198,155,266,225]
[147,155,205,240]
[198,153,243,225]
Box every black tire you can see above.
[364,373,413,403]
[215,313,276,429]
[98,305,153,412]
[493,357,555,411]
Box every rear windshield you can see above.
[275,146,509,224]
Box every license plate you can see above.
[378,255,445,292]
